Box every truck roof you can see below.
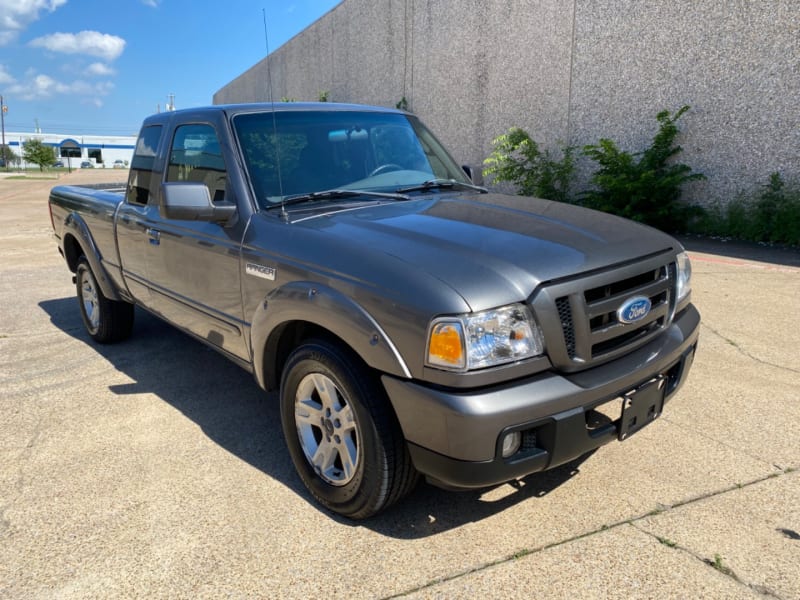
[141,102,406,126]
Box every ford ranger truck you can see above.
[49,103,700,519]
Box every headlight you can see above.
[676,251,692,302]
[427,304,544,371]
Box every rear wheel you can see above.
[280,339,417,519]
[76,256,134,343]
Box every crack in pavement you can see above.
[700,322,800,375]
[0,418,48,539]
[629,523,784,599]
[658,415,792,473]
[387,469,795,599]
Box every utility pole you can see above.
[1,95,7,171]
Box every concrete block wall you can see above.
[214,0,800,206]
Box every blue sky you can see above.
[0,0,341,136]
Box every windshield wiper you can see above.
[268,188,410,210]
[396,178,488,194]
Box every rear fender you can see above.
[250,281,411,390]
[62,212,121,301]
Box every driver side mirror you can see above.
[161,182,236,223]
[462,165,482,185]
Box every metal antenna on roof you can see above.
[263,8,287,222]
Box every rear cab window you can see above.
[126,125,163,206]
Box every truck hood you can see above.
[295,193,680,311]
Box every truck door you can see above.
[117,124,163,303]
[143,122,248,360]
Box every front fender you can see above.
[63,212,121,301]
[250,281,412,390]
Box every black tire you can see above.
[76,256,134,343]
[280,339,418,519]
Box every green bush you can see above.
[483,107,798,245]
[699,172,800,246]
[581,106,705,232]
[482,127,575,204]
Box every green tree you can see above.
[0,144,19,168]
[22,138,57,171]
[581,106,705,232]
[483,127,575,204]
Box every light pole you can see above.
[1,95,7,171]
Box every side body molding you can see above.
[249,281,411,391]
[62,212,122,301]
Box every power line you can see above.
[3,122,140,136]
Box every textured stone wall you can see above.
[214,0,800,205]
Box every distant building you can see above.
[5,131,136,168]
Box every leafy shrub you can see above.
[482,127,575,203]
[581,106,705,232]
[483,107,798,245]
[699,172,800,246]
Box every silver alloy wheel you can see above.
[80,267,100,331]
[294,372,359,486]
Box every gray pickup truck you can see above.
[49,103,700,518]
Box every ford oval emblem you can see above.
[617,296,652,324]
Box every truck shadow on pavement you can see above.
[40,296,590,538]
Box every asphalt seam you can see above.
[700,322,800,375]
[386,469,794,599]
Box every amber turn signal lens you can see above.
[427,321,465,369]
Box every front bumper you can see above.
[382,304,700,490]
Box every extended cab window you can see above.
[167,124,227,202]
[126,125,162,205]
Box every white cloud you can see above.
[86,62,115,77]
[0,63,16,84]
[141,0,159,7]
[8,70,114,101]
[30,30,126,62]
[0,0,66,45]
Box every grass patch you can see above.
[708,553,735,577]
[656,536,678,548]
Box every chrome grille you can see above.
[531,253,676,372]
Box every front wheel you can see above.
[76,257,134,343]
[280,339,417,519]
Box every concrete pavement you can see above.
[1,170,798,598]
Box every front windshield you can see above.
[232,109,471,208]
